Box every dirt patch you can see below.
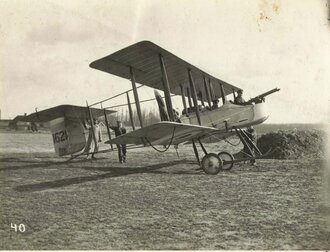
[257,130,324,159]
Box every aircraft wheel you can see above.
[201,153,222,175]
[218,151,234,170]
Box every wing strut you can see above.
[103,107,113,150]
[130,67,144,128]
[209,79,215,100]
[180,85,188,116]
[86,101,98,152]
[159,54,174,121]
[204,76,212,108]
[187,87,193,108]
[232,88,236,100]
[220,83,226,105]
[188,69,201,125]
[198,91,205,107]
[126,92,136,130]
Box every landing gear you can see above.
[218,151,234,170]
[201,153,222,175]
[200,152,234,174]
[193,139,232,174]
[192,126,273,174]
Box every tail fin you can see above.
[50,117,86,156]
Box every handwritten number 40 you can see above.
[11,223,26,233]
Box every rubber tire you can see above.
[201,153,222,175]
[218,151,234,170]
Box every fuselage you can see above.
[180,101,268,131]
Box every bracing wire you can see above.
[104,94,176,109]
[205,131,241,146]
[89,85,144,107]
[144,126,176,152]
[224,137,241,146]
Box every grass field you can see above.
[0,129,330,249]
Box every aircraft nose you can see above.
[253,102,269,123]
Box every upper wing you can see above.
[23,105,116,122]
[107,122,235,145]
[90,41,240,102]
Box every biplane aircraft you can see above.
[23,105,116,157]
[87,41,280,174]
[23,41,279,174]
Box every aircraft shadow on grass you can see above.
[14,159,201,192]
[0,157,109,171]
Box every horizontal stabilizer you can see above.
[23,105,116,122]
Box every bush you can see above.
[257,130,324,159]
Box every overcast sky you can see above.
[1,0,329,123]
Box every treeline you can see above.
[108,107,161,127]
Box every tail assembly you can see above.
[50,117,86,156]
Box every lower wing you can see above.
[106,122,235,146]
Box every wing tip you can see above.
[89,40,156,69]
